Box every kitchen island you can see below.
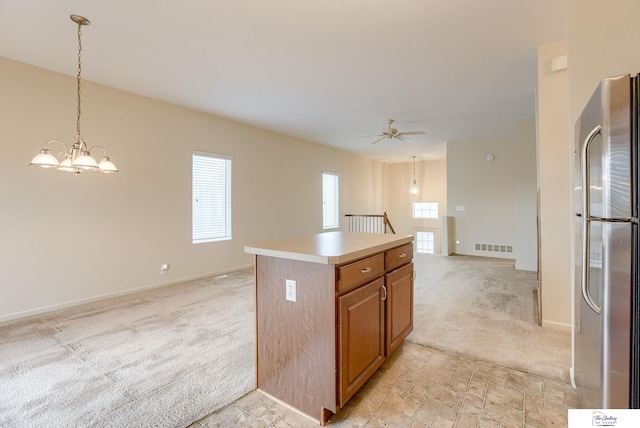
[245,231,414,425]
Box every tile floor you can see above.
[189,341,577,427]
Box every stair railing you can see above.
[345,212,396,234]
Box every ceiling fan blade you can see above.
[370,137,386,145]
[359,134,384,138]
[394,135,413,142]
[398,131,426,136]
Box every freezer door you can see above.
[574,216,602,407]
[575,218,632,409]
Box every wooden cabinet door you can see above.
[385,262,414,357]
[338,277,385,407]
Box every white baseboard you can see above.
[570,366,576,389]
[0,264,254,324]
[542,319,571,332]
[515,263,537,272]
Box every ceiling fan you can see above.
[367,119,426,145]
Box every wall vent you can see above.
[474,243,513,254]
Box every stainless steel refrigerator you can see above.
[573,73,639,409]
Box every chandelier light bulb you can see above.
[410,180,419,196]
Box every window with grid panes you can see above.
[412,202,439,219]
[416,230,435,254]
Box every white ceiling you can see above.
[0,1,566,163]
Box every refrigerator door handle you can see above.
[581,124,603,315]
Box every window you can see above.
[192,151,232,243]
[322,172,339,229]
[416,231,435,254]
[413,202,439,219]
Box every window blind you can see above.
[192,151,232,243]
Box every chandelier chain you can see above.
[76,21,83,138]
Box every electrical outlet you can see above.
[161,263,169,275]
[285,279,296,302]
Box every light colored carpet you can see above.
[0,255,571,427]
[0,269,256,428]
[407,254,571,383]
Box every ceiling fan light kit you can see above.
[29,15,118,175]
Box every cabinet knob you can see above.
[360,267,372,274]
[398,253,406,258]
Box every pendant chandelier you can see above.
[29,15,118,175]
[410,156,419,196]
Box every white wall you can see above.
[446,125,538,269]
[383,159,447,253]
[514,119,538,271]
[446,134,517,259]
[537,40,571,330]
[0,57,383,321]
[568,1,640,125]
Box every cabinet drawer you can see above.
[385,243,413,272]
[338,253,385,294]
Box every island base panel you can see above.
[256,255,337,421]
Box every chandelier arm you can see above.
[88,145,108,156]
[75,134,88,151]
[45,139,70,157]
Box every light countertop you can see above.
[244,231,413,265]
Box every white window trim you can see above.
[416,230,436,254]
[192,151,232,244]
[412,201,439,219]
[322,171,340,230]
